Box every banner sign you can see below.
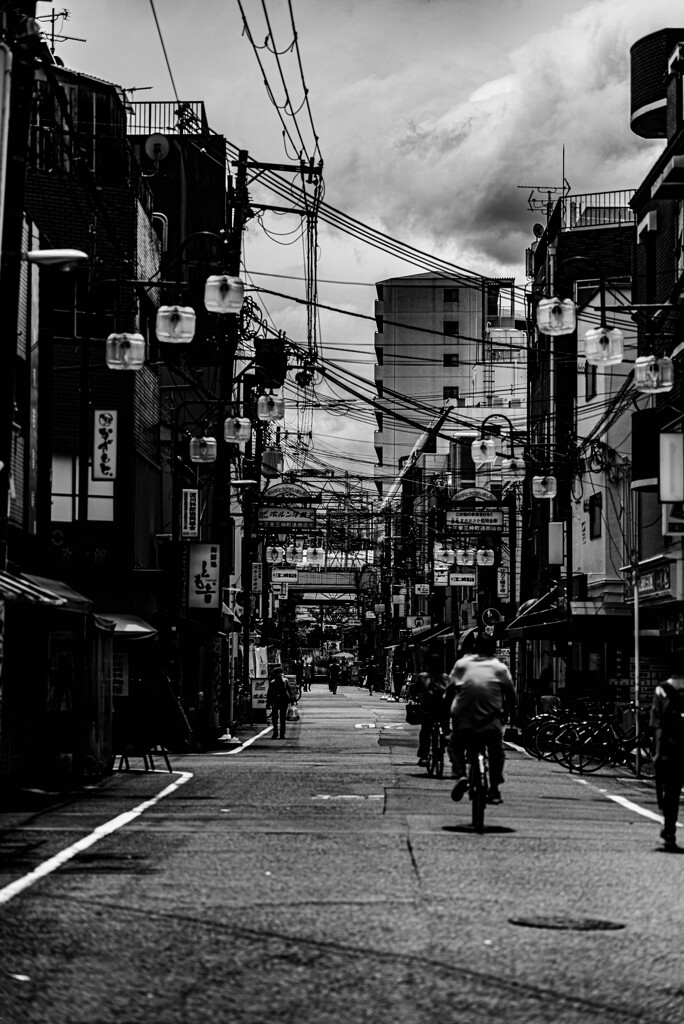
[181,489,199,538]
[272,568,298,582]
[497,569,510,599]
[258,507,316,526]
[188,543,220,608]
[450,571,476,586]
[252,562,263,594]
[450,486,499,504]
[92,409,117,480]
[447,509,504,530]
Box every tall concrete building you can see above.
[373,272,526,495]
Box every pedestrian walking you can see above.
[266,666,295,739]
[329,660,340,694]
[364,658,378,695]
[650,652,684,849]
[304,661,314,691]
[294,657,304,695]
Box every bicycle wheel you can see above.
[434,729,445,779]
[552,721,609,773]
[533,719,567,762]
[469,754,487,833]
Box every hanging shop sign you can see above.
[365,610,376,619]
[450,571,476,586]
[433,566,449,587]
[252,562,263,594]
[181,488,199,538]
[637,563,675,601]
[414,583,430,595]
[92,409,117,480]
[497,569,510,599]
[450,486,499,504]
[407,615,431,629]
[447,509,505,530]
[663,503,684,535]
[258,507,317,526]
[271,582,289,597]
[188,543,220,608]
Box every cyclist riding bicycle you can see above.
[448,634,517,805]
[409,671,449,767]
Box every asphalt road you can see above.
[0,683,681,1024]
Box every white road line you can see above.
[572,777,679,828]
[0,770,193,907]
[212,726,273,755]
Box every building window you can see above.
[589,492,602,539]
[376,346,383,366]
[444,288,460,303]
[443,321,459,338]
[443,386,460,400]
[585,362,597,401]
[51,454,114,522]
[443,353,460,367]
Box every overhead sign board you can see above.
[450,486,499,504]
[272,568,298,582]
[262,481,321,504]
[450,571,476,586]
[447,509,505,530]
[258,507,317,526]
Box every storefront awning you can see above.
[407,624,454,648]
[0,571,92,612]
[506,585,630,640]
[456,625,479,653]
[99,612,158,639]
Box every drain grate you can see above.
[509,915,625,931]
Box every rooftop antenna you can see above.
[36,9,86,56]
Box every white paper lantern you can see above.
[223,417,252,442]
[204,274,245,313]
[106,332,145,370]
[155,305,196,343]
[532,475,557,499]
[189,436,217,463]
[584,326,624,366]
[537,297,576,336]
[634,355,674,394]
[471,437,497,464]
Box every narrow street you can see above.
[0,685,681,1024]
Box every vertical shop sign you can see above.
[188,543,220,608]
[92,410,118,480]
[181,488,199,538]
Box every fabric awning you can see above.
[506,585,630,639]
[407,624,454,648]
[0,571,92,612]
[99,612,158,639]
[456,625,479,653]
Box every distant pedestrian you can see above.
[650,653,684,849]
[329,660,340,694]
[304,661,314,691]
[294,658,304,694]
[364,659,378,696]
[266,666,295,739]
[340,663,350,687]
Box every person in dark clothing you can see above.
[411,671,448,767]
[364,659,378,695]
[294,658,304,695]
[266,666,295,739]
[329,660,340,694]
[650,653,684,849]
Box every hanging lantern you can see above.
[456,546,476,566]
[155,304,196,344]
[305,545,325,566]
[584,326,624,366]
[634,355,674,394]
[501,456,526,481]
[223,417,252,442]
[204,274,245,313]
[189,436,218,463]
[532,475,557,499]
[286,543,302,563]
[471,437,497,464]
[476,547,495,567]
[265,545,284,564]
[106,332,145,370]
[537,297,576,336]
[257,394,285,421]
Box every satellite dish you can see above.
[144,133,170,162]
[533,223,544,238]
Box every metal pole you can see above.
[632,489,641,777]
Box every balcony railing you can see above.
[127,101,210,136]
[564,190,635,229]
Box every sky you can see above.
[46,0,681,485]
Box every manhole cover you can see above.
[509,915,625,931]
